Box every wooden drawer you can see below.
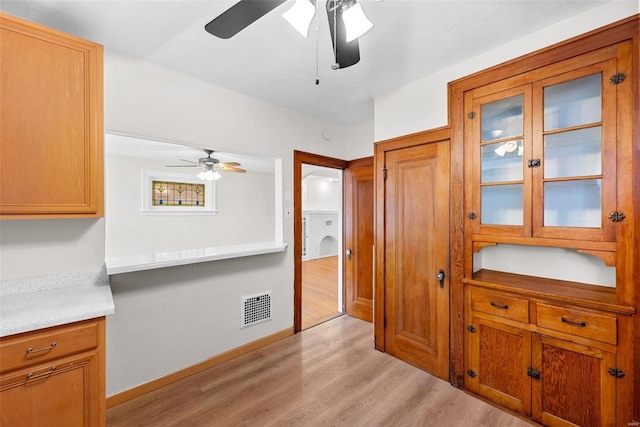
[471,289,529,323]
[0,320,98,374]
[536,303,617,345]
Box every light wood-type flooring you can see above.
[302,256,341,330]
[106,315,531,427]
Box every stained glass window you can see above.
[152,180,205,207]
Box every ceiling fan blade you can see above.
[220,162,241,167]
[326,0,360,69]
[205,0,287,39]
[221,165,247,173]
[179,159,199,164]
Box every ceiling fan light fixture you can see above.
[342,1,373,42]
[282,0,316,38]
[198,167,222,181]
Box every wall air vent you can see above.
[241,291,272,328]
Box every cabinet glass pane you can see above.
[481,95,523,142]
[481,184,523,225]
[544,127,601,178]
[544,73,601,131]
[481,140,524,183]
[544,179,601,227]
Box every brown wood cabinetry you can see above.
[0,13,104,219]
[465,278,627,426]
[449,16,639,425]
[0,318,106,426]
[464,41,631,254]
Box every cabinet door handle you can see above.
[561,317,586,327]
[490,301,509,310]
[26,342,57,354]
[26,366,56,381]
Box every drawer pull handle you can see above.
[26,366,56,381]
[490,301,509,310]
[561,317,586,328]
[26,342,57,354]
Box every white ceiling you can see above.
[0,0,610,126]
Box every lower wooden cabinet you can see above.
[532,334,616,427]
[0,318,106,427]
[467,316,532,415]
[465,282,625,427]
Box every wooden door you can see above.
[344,158,374,322]
[383,141,450,379]
[466,315,532,415]
[531,333,616,427]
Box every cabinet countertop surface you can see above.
[0,269,114,337]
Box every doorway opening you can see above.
[294,151,348,333]
[301,164,343,330]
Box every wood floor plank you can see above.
[106,316,531,427]
[302,256,341,329]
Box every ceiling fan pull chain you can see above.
[315,0,320,84]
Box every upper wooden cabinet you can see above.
[0,13,104,219]
[464,42,632,251]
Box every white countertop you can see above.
[105,241,287,275]
[1,270,114,337]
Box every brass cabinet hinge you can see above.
[608,367,625,378]
[382,167,388,180]
[608,211,625,222]
[609,74,626,84]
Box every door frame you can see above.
[373,127,458,369]
[294,151,348,333]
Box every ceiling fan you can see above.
[166,149,246,181]
[204,0,374,70]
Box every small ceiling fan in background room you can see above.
[166,149,246,181]
[204,0,374,73]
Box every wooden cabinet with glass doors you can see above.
[464,44,629,252]
[459,33,638,426]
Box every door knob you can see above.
[345,249,352,260]
[436,270,445,288]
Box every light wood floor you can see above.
[106,316,531,427]
[302,256,341,330]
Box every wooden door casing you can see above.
[383,140,450,380]
[293,151,348,332]
[344,157,374,322]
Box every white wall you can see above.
[302,176,341,212]
[0,219,105,280]
[374,2,639,141]
[105,153,275,257]
[374,3,636,286]
[345,120,375,159]
[103,49,366,396]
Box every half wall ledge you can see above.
[105,242,288,275]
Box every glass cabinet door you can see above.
[532,62,617,241]
[470,86,531,237]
